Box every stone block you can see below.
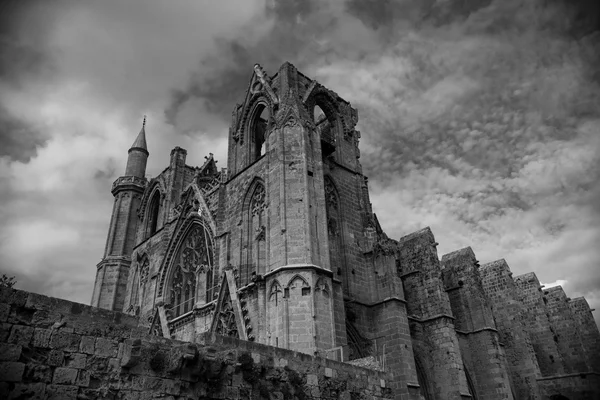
[86,355,109,372]
[8,325,33,346]
[52,367,78,385]
[24,363,53,383]
[0,361,25,381]
[47,350,64,366]
[121,339,142,368]
[0,343,21,361]
[0,287,27,307]
[50,330,80,352]
[122,391,141,400]
[8,382,45,399]
[324,367,334,378]
[307,374,319,386]
[65,352,87,369]
[77,369,91,387]
[79,336,95,354]
[0,304,9,322]
[95,337,118,357]
[108,357,120,372]
[0,323,11,342]
[32,328,51,348]
[46,384,78,400]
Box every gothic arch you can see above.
[139,178,166,220]
[304,88,343,141]
[161,221,215,319]
[304,85,357,142]
[324,176,347,289]
[287,274,309,289]
[238,178,267,287]
[245,98,271,161]
[157,187,216,298]
[238,94,275,145]
[147,190,161,236]
[269,280,282,301]
[126,255,149,315]
[157,217,215,300]
[315,277,330,297]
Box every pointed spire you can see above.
[130,115,148,154]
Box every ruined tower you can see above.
[91,118,148,311]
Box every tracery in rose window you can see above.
[168,223,215,319]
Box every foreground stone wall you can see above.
[0,287,392,400]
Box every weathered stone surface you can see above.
[47,350,64,366]
[7,325,33,346]
[3,63,599,400]
[7,382,45,399]
[0,287,392,399]
[0,361,25,381]
[0,343,21,361]
[52,367,78,385]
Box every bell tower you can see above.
[92,117,148,311]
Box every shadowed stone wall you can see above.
[0,287,392,400]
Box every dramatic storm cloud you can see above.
[1,0,599,324]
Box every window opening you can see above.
[148,191,160,235]
[251,105,269,161]
[314,104,335,156]
[167,224,214,319]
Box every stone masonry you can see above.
[9,62,597,399]
[0,286,391,399]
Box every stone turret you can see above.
[91,117,148,311]
[125,116,149,178]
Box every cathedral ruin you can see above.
[2,62,596,400]
[88,62,600,399]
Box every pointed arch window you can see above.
[249,103,269,162]
[147,190,161,236]
[324,176,346,289]
[240,182,267,286]
[168,223,214,319]
[129,258,149,315]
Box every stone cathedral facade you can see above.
[92,62,600,400]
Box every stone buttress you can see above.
[441,248,514,400]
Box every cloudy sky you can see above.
[1,0,599,325]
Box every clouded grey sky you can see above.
[1,0,599,325]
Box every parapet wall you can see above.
[0,287,392,400]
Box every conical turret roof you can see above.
[130,116,148,154]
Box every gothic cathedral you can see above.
[92,62,600,400]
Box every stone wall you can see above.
[0,287,393,400]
